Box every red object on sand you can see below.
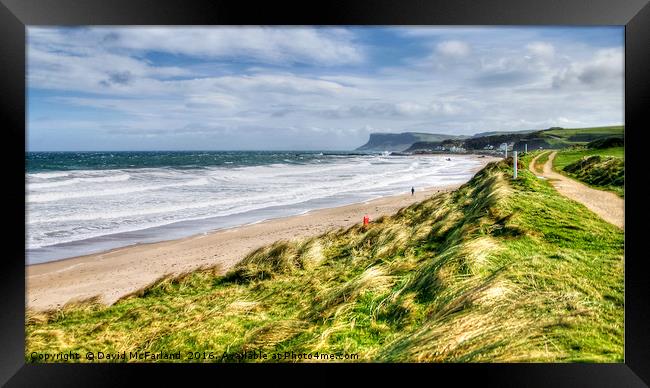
[363,215,369,225]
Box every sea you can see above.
[26,151,484,264]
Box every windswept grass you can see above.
[26,159,624,363]
[553,147,624,197]
[553,147,624,171]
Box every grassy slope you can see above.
[553,147,624,198]
[542,126,624,141]
[536,126,624,148]
[404,125,622,153]
[26,160,624,363]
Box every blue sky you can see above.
[27,26,624,151]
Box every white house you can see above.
[498,142,514,151]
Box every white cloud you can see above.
[210,74,348,95]
[552,48,623,89]
[27,27,624,150]
[526,42,555,59]
[28,46,189,94]
[436,40,471,58]
[28,27,364,66]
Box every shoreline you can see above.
[27,155,499,311]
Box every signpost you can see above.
[513,151,518,179]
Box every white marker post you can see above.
[525,143,528,153]
[513,151,518,179]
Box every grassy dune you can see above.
[553,147,624,171]
[553,147,624,197]
[26,159,624,363]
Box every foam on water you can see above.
[26,153,483,264]
[29,173,131,189]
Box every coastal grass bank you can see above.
[26,159,623,362]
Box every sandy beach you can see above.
[26,156,498,311]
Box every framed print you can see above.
[1,0,649,386]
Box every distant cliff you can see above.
[355,132,463,151]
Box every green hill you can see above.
[26,158,623,363]
[471,129,536,138]
[552,146,624,198]
[586,137,624,150]
[406,125,623,153]
[542,126,624,143]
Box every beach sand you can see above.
[26,156,498,311]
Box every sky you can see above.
[27,26,624,151]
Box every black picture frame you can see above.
[1,0,649,386]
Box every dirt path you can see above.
[529,151,624,229]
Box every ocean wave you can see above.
[29,173,131,189]
[26,155,485,254]
[27,194,336,249]
[28,177,209,203]
[30,172,70,179]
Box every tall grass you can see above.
[553,147,624,171]
[26,159,624,363]
[553,147,624,197]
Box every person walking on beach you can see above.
[411,187,415,196]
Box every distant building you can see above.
[498,142,514,151]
